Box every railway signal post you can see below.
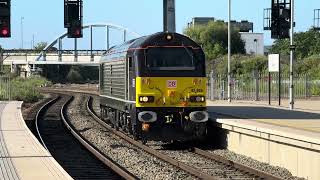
[0,0,11,38]
[64,0,83,38]
[264,0,294,109]
[163,0,176,32]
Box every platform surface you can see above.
[207,99,320,133]
[0,101,72,180]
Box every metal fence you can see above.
[0,76,11,101]
[207,72,317,101]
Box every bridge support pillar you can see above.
[58,38,62,62]
[43,51,47,61]
[74,38,78,62]
[25,63,32,78]
[10,63,18,74]
[90,26,94,62]
[106,25,110,50]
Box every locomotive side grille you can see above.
[102,60,126,99]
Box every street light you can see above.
[227,0,231,102]
[21,17,24,49]
[254,39,258,55]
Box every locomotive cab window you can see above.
[145,47,195,71]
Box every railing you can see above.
[2,49,105,56]
[207,72,317,101]
[0,76,11,101]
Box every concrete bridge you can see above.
[0,23,140,76]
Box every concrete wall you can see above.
[214,119,320,180]
[240,32,264,55]
[3,54,100,65]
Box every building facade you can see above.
[240,32,264,55]
[187,17,264,55]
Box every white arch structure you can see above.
[36,23,141,62]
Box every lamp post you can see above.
[227,0,232,102]
[254,39,258,55]
[289,0,295,109]
[21,17,24,49]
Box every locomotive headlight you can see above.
[139,96,155,103]
[190,96,206,103]
[143,97,149,102]
[165,34,173,41]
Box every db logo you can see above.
[167,80,177,88]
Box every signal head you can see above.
[0,26,10,37]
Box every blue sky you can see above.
[0,0,319,49]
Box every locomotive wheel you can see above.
[120,113,127,132]
[100,106,104,120]
[127,117,133,134]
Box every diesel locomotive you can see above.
[99,32,208,141]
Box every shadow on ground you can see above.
[207,106,320,120]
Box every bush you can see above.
[212,55,267,76]
[11,76,51,103]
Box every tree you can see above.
[34,42,48,52]
[270,29,320,60]
[184,21,246,61]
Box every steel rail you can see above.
[39,89,285,180]
[61,95,137,180]
[86,96,219,180]
[35,96,60,152]
[193,148,284,180]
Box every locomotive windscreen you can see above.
[146,47,195,71]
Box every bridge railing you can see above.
[39,50,104,62]
[2,49,105,56]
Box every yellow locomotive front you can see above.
[100,32,208,142]
[133,40,208,141]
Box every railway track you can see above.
[35,89,289,179]
[86,96,284,180]
[35,94,128,180]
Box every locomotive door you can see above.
[127,56,135,101]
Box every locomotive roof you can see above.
[103,32,200,56]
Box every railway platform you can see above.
[0,101,72,180]
[207,99,320,132]
[207,99,320,180]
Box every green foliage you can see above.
[296,55,320,78]
[214,55,267,76]
[184,21,246,61]
[34,42,48,52]
[270,29,320,59]
[11,76,51,103]
[39,65,98,83]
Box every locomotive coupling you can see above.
[138,111,157,123]
[189,111,209,123]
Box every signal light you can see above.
[64,0,83,38]
[1,27,9,37]
[67,25,83,38]
[0,0,11,38]
[270,0,291,39]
